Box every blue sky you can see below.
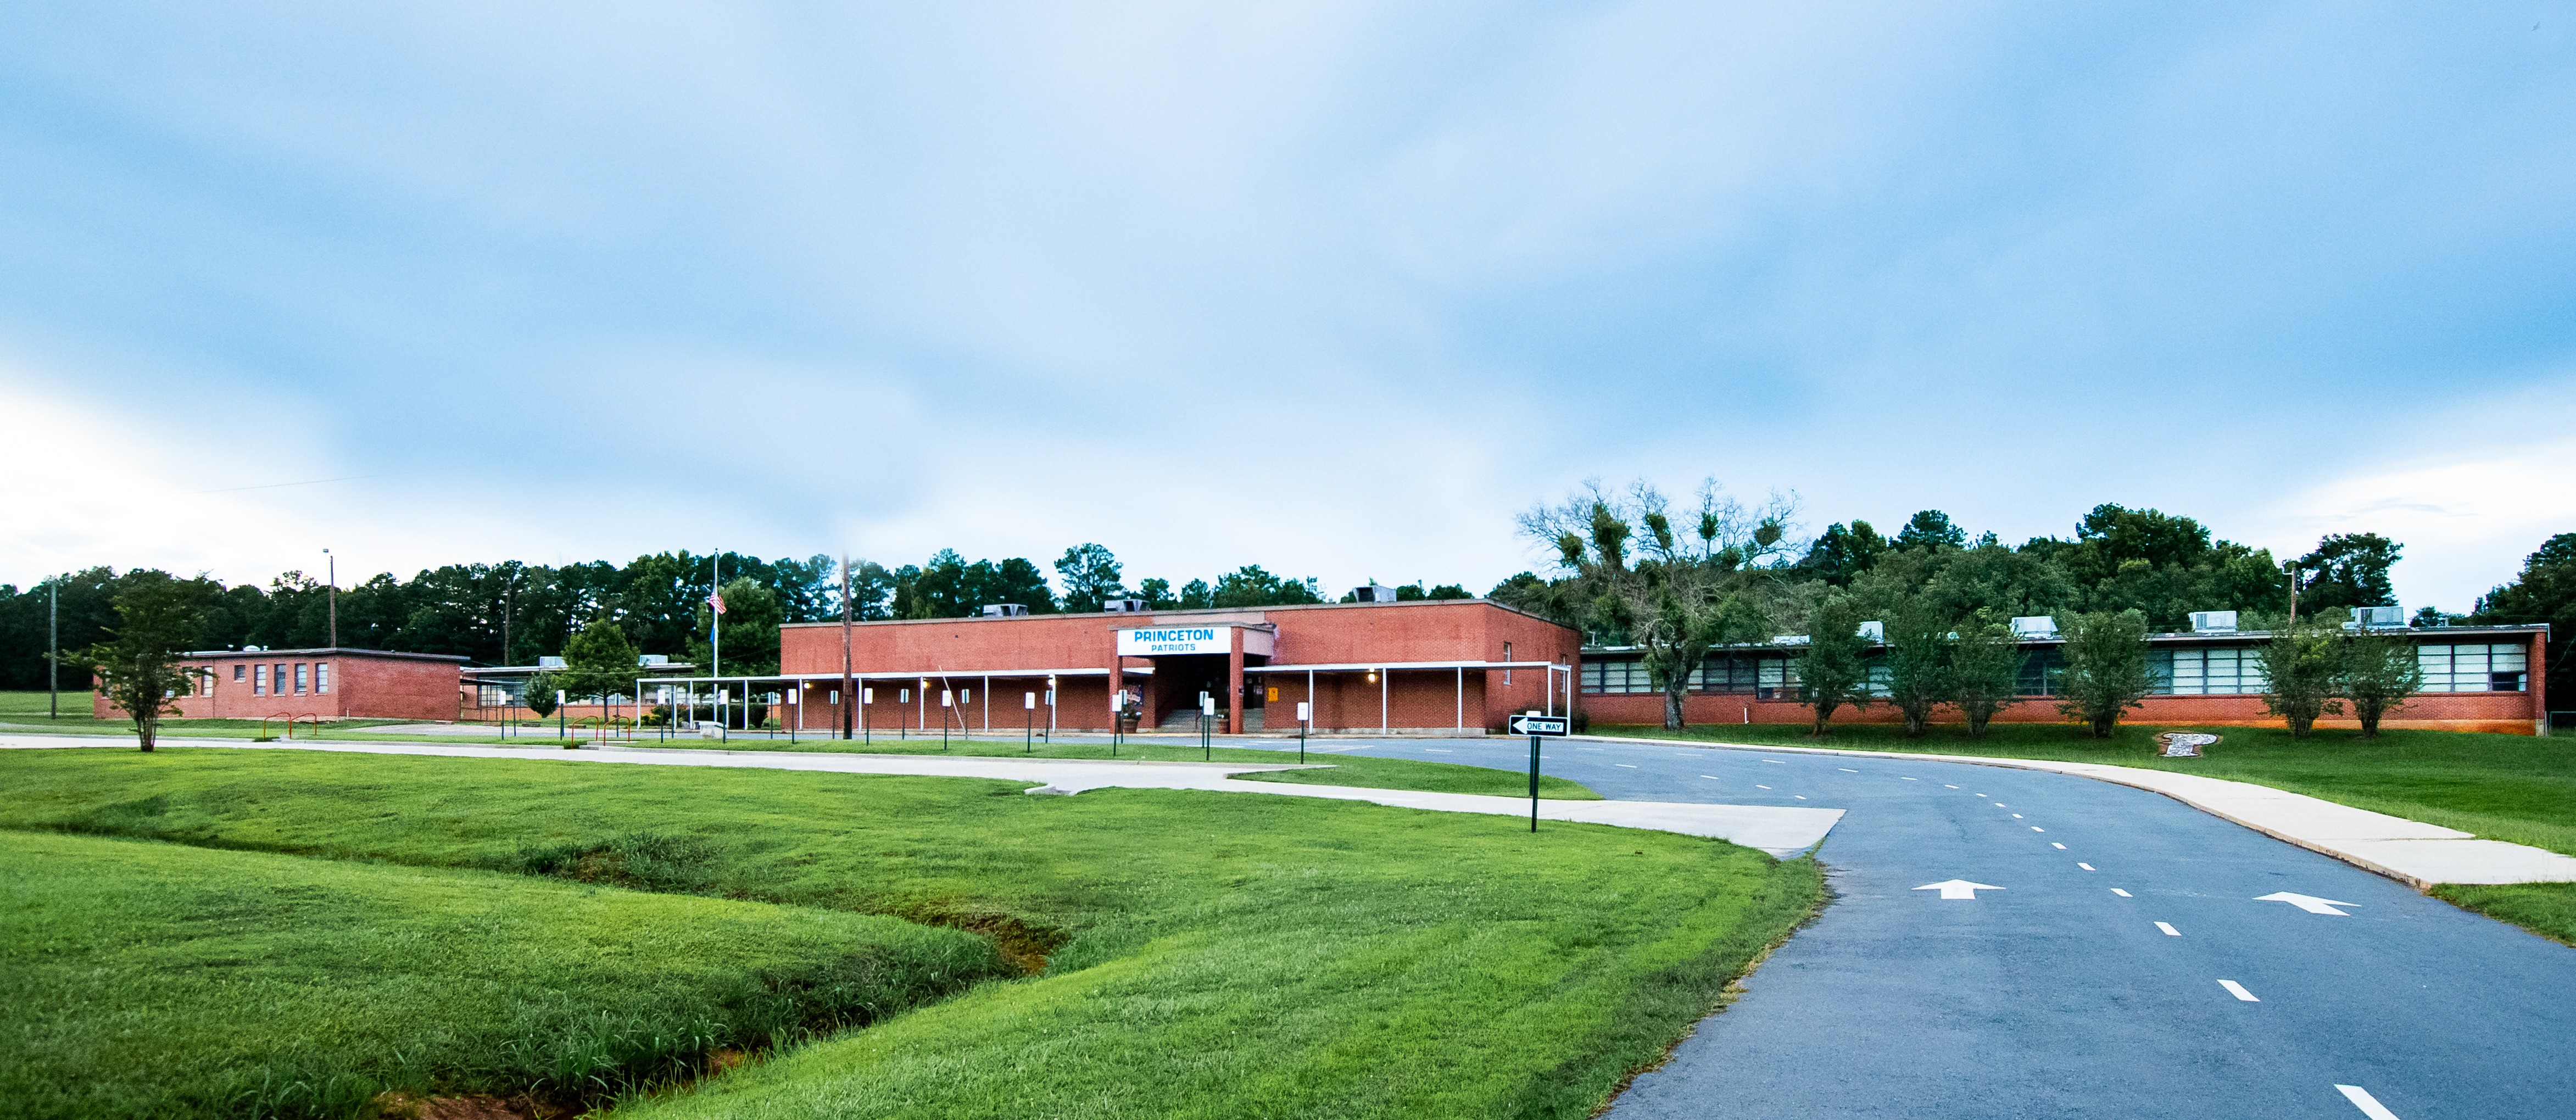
[3,2,2571,610]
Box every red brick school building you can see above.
[95,647,466,723]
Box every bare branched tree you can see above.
[1520,478,1798,729]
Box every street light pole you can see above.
[324,548,337,648]
[840,552,855,741]
[47,579,58,721]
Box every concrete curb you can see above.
[1572,733,2576,888]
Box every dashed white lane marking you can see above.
[1615,763,1638,768]
[1900,776,1918,781]
[2111,888,2132,897]
[1699,775,1722,781]
[2336,1084,2403,1119]
[1944,784,1959,788]
[2031,826,2045,832]
[2051,843,2067,850]
[1993,802,2008,807]
[1762,759,1787,765]
[2156,922,2181,937]
[1793,795,1808,800]
[2011,813,2025,818]
[1838,767,1859,773]
[2078,862,2096,871]
[1756,784,1772,789]
[1424,748,1452,753]
[2219,979,2260,1002]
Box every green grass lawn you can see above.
[1597,719,2576,944]
[699,734,1603,800]
[0,748,1819,1119]
[1,831,1003,1119]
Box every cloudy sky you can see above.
[3,2,2571,610]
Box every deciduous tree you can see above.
[1948,609,2023,738]
[2256,622,2343,738]
[2339,630,2422,738]
[76,572,216,752]
[1879,597,1950,737]
[2054,609,2155,737]
[1796,593,1874,735]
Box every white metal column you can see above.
[983,674,990,731]
[1307,670,1316,732]
[1455,666,1463,729]
[1380,670,1388,732]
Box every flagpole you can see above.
[711,550,722,679]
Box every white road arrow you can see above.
[1914,879,2003,900]
[2256,891,2357,916]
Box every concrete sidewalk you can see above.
[0,735,1845,857]
[1580,733,2576,887]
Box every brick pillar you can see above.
[2533,631,2550,737]
[1228,628,1246,735]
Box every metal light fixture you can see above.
[1366,669,1378,683]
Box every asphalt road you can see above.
[1307,734,2575,1120]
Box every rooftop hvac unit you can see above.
[2009,616,2059,640]
[980,603,1030,618]
[537,656,567,668]
[1352,584,1399,603]
[1103,598,1148,613]
[2349,605,2405,629]
[1772,634,1811,645]
[1856,620,1885,643]
[2189,611,2238,634]
[638,654,670,667]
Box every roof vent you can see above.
[2349,605,2404,630]
[1351,584,1399,603]
[2189,611,2238,634]
[980,603,1030,618]
[2010,616,2059,640]
[1102,598,1148,613]
[537,656,566,668]
[1856,620,1885,643]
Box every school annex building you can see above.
[650,598,2553,737]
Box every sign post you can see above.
[1200,695,1217,760]
[1024,692,1036,753]
[941,689,953,751]
[1296,701,1311,763]
[1508,712,1570,832]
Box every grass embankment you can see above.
[0,749,1820,1118]
[1603,720,2576,945]
[1,831,1002,1118]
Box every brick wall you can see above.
[97,651,460,722]
[776,600,1579,732]
[1582,684,2541,734]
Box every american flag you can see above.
[706,591,726,616]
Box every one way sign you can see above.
[1509,714,1569,736]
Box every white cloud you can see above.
[2250,434,2576,612]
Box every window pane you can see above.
[315,662,330,695]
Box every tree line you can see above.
[1498,480,2572,730]
[0,543,1468,687]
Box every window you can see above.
[2417,643,2528,692]
[2150,647,2270,695]
[1691,654,1764,693]
[1582,658,1656,694]
[276,664,287,698]
[233,664,245,682]
[1502,642,1513,685]
[2015,649,2066,696]
[315,662,330,694]
[253,664,268,695]
[1755,658,1802,701]
[196,667,211,696]
[294,664,309,695]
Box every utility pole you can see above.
[2285,562,2302,626]
[47,578,58,720]
[324,548,337,648]
[840,553,855,740]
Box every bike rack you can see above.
[260,712,322,740]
